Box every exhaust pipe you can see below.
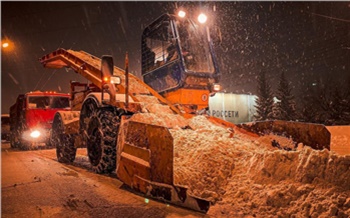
[125,52,129,108]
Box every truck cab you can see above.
[10,91,70,149]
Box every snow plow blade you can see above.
[116,119,210,213]
[237,120,331,150]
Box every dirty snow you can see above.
[171,116,350,217]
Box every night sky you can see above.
[1,2,349,113]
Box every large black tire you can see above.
[52,114,77,163]
[19,140,31,150]
[80,97,99,146]
[86,108,119,174]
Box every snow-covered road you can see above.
[1,143,203,218]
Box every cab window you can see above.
[142,20,178,73]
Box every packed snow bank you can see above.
[171,116,350,217]
[249,148,350,189]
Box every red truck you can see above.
[9,91,71,149]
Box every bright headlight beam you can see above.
[198,13,207,24]
[110,76,121,84]
[178,10,186,18]
[30,130,41,138]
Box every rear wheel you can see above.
[86,108,119,174]
[45,135,53,149]
[19,140,31,150]
[80,97,99,147]
[10,132,20,148]
[52,114,77,163]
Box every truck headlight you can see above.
[30,130,41,138]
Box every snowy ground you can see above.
[1,144,203,218]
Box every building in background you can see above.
[209,93,257,124]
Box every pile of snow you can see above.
[171,116,350,217]
[130,113,188,129]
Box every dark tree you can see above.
[298,76,350,125]
[254,71,274,121]
[298,87,321,123]
[325,87,350,125]
[296,75,321,123]
[273,72,296,121]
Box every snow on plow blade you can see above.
[237,120,331,150]
[116,119,210,213]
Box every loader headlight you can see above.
[30,130,41,138]
[110,76,121,84]
[178,10,186,18]
[102,76,121,85]
[198,13,207,24]
[212,83,221,92]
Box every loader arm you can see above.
[40,48,182,114]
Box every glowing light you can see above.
[110,76,121,84]
[2,42,9,48]
[103,77,109,82]
[213,84,221,92]
[198,13,207,24]
[30,130,41,138]
[144,198,149,204]
[178,10,186,18]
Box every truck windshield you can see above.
[28,96,70,109]
[176,19,214,73]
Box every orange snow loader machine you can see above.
[39,13,330,213]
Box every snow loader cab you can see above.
[141,13,220,113]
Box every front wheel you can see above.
[86,108,119,174]
[52,114,77,163]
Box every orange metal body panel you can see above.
[117,120,174,186]
[163,88,209,111]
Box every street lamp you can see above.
[1,39,14,52]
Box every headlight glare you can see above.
[198,13,207,24]
[30,130,41,138]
